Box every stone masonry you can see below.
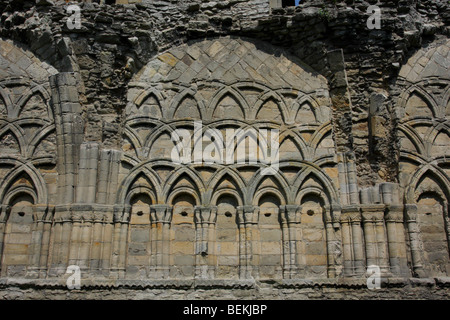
[0,0,449,299]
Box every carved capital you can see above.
[341,205,361,223]
[194,206,218,225]
[150,204,172,224]
[113,205,127,223]
[385,205,404,223]
[54,206,72,222]
[404,204,418,222]
[237,205,259,225]
[330,204,341,228]
[280,205,301,225]
[360,204,386,223]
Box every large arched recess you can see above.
[397,39,450,277]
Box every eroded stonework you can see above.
[0,0,449,299]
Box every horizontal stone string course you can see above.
[0,0,449,299]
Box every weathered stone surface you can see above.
[0,0,448,299]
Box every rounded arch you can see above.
[167,188,200,207]
[125,186,156,206]
[212,189,243,207]
[296,186,329,208]
[253,188,286,207]
[4,187,37,208]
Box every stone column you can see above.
[445,203,450,259]
[38,207,54,278]
[404,204,426,277]
[361,204,390,274]
[49,73,84,206]
[89,211,105,274]
[150,204,172,279]
[27,205,49,278]
[341,206,365,276]
[0,205,10,273]
[67,206,94,273]
[237,205,259,279]
[110,206,129,279]
[100,210,114,276]
[96,150,121,205]
[280,205,301,279]
[385,205,409,277]
[194,206,217,279]
[76,143,99,204]
[337,153,360,206]
[47,206,72,276]
[324,204,342,278]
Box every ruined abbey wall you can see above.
[0,0,449,299]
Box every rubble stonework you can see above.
[0,0,449,299]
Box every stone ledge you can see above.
[0,277,446,290]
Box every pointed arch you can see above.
[207,167,247,193]
[15,85,52,120]
[405,164,450,203]
[295,95,321,124]
[0,87,12,117]
[0,125,26,156]
[401,87,438,119]
[309,122,333,150]
[0,164,47,205]
[115,165,163,205]
[209,87,248,120]
[253,91,289,123]
[27,124,56,158]
[169,88,205,120]
[248,170,290,205]
[292,164,339,205]
[278,129,309,160]
[127,87,165,119]
[424,122,450,145]
[397,123,426,155]
[163,167,205,202]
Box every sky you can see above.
[295,0,301,5]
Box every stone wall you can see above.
[0,0,449,299]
